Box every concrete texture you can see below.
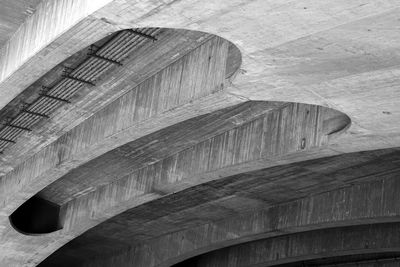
[0,0,41,47]
[40,148,400,266]
[0,0,400,266]
[175,223,400,267]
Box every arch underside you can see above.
[0,1,400,267]
[39,147,400,267]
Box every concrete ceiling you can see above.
[39,148,400,266]
[1,1,400,267]
[0,0,41,47]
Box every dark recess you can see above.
[174,252,400,267]
[10,196,62,235]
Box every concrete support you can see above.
[144,167,400,267]
[2,0,400,266]
[1,98,348,266]
[3,99,341,267]
[0,35,242,266]
[40,148,400,267]
[320,259,400,267]
[57,102,345,233]
[0,0,113,109]
[172,223,400,267]
[0,29,220,175]
[0,35,234,214]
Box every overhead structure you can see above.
[0,1,400,267]
[0,28,160,154]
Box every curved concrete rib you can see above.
[58,102,345,234]
[315,258,400,267]
[0,34,244,266]
[0,35,237,213]
[2,0,400,154]
[71,166,400,267]
[175,222,400,267]
[2,1,400,266]
[0,28,227,176]
[0,0,114,110]
[2,100,348,266]
[33,101,349,266]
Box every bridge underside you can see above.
[0,1,400,267]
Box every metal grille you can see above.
[0,28,160,154]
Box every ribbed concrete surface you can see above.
[1,1,400,267]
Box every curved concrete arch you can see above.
[0,24,351,263]
[0,30,241,212]
[2,100,347,266]
[311,258,400,267]
[173,223,400,267]
[0,0,115,109]
[1,1,400,266]
[0,27,235,175]
[39,148,400,267]
[1,0,399,153]
[0,28,248,266]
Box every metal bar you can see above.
[111,34,142,60]
[0,29,156,155]
[95,31,125,57]
[22,110,49,118]
[88,53,123,66]
[0,137,16,143]
[127,29,157,41]
[62,75,95,86]
[6,124,32,132]
[39,94,71,103]
[40,86,52,94]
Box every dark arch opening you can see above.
[6,27,244,237]
[10,196,63,235]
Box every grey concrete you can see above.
[172,223,400,267]
[42,149,400,266]
[0,1,400,267]
[0,0,41,47]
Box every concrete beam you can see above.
[38,101,285,205]
[58,155,400,267]
[0,35,244,266]
[0,35,236,214]
[318,258,400,267]
[2,1,400,266]
[1,100,347,266]
[2,0,400,151]
[34,101,349,266]
[0,29,219,175]
[58,102,345,233]
[174,223,400,267]
[0,0,114,110]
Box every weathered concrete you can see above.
[173,223,400,267]
[0,35,234,212]
[0,0,113,109]
[39,101,347,205]
[56,102,345,232]
[0,0,41,47]
[0,99,348,265]
[40,149,400,266]
[0,28,219,175]
[319,259,400,267]
[1,0,400,153]
[0,33,247,266]
[1,0,400,266]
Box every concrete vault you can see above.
[0,1,400,267]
